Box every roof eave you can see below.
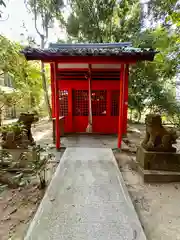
[21,53,157,62]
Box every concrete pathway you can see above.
[25,148,146,240]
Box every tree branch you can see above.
[0,104,5,110]
[33,0,44,38]
[92,1,103,42]
[24,0,31,13]
[0,0,6,7]
[0,13,9,21]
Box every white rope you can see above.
[86,64,93,133]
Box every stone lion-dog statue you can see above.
[141,114,178,152]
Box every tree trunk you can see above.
[137,110,142,123]
[130,109,133,121]
[40,36,52,120]
[0,109,2,126]
[32,1,52,120]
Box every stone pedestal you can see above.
[135,146,180,182]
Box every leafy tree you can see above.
[147,0,180,26]
[0,35,43,115]
[147,0,180,49]
[24,0,65,119]
[25,0,64,43]
[64,0,179,122]
[0,90,23,126]
[66,0,116,42]
[65,0,142,43]
[0,35,20,75]
[129,25,179,121]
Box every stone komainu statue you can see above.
[1,112,39,149]
[141,114,178,152]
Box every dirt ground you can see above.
[0,184,44,240]
[0,160,58,240]
[0,119,59,240]
[1,120,180,239]
[115,124,180,240]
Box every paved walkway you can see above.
[25,148,146,240]
[31,119,128,150]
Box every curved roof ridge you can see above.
[48,42,132,49]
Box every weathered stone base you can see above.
[136,146,180,172]
[132,158,180,183]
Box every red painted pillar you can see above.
[68,88,73,132]
[50,63,55,118]
[123,64,129,135]
[118,64,125,148]
[54,62,60,149]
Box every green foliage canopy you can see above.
[0,35,43,111]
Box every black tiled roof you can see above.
[21,43,158,61]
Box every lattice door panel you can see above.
[73,90,89,116]
[91,90,107,116]
[59,90,68,116]
[111,90,120,116]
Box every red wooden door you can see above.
[91,90,108,133]
[72,89,89,133]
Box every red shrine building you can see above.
[22,42,157,149]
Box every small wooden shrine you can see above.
[22,43,157,149]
